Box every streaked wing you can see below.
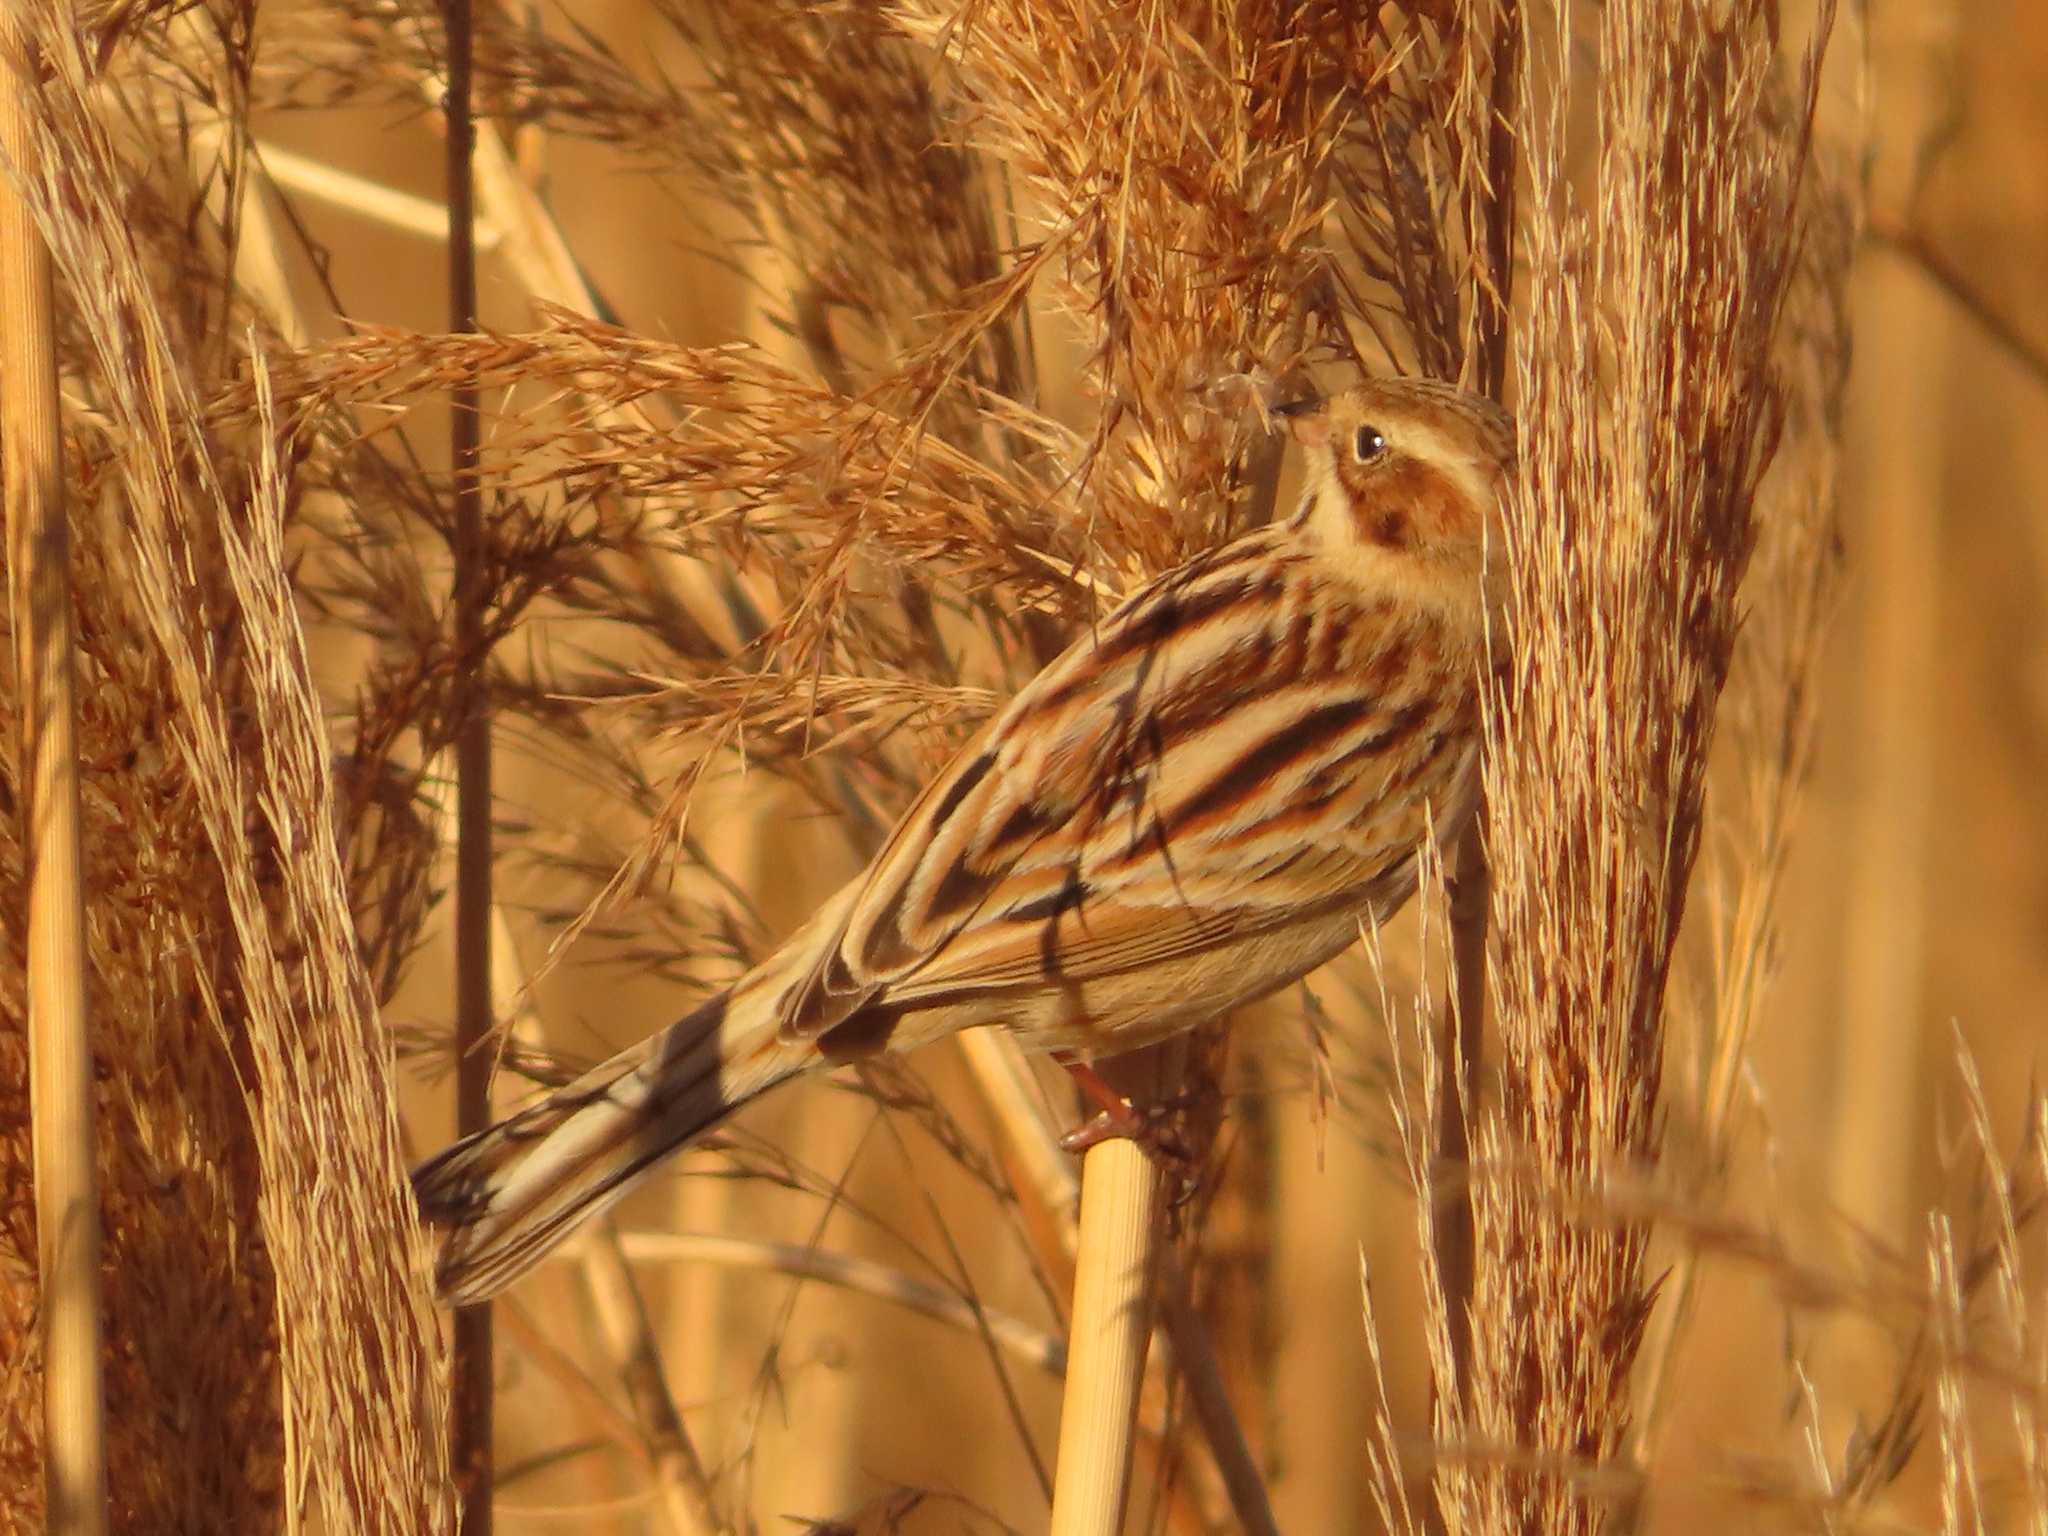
[778,529,1476,1039]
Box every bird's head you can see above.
[1277,378,1517,622]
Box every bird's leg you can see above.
[1055,1056,1202,1188]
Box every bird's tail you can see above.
[412,986,809,1304]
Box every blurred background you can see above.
[239,2,2046,1531]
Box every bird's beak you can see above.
[1272,396,1330,449]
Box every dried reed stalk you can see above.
[1049,1137,1163,1536]
[952,1027,1279,1532]
[478,875,724,1532]
[2,31,284,1533]
[1,23,106,1535]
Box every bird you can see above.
[412,377,1517,1304]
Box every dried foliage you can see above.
[1447,8,1843,1531]
[0,5,450,1532]
[4,0,2044,1533]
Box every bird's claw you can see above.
[1059,1097,1204,1192]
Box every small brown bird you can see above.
[413,378,1516,1303]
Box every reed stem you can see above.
[1049,1136,1163,1536]
[1,20,108,1534]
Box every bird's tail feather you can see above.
[412,987,805,1304]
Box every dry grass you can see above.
[2,17,109,1532]
[2,1,2045,1533]
[1,7,449,1531]
[1433,9,1841,1531]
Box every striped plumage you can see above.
[413,377,1516,1303]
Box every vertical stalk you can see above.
[1154,1246,1281,1536]
[1049,1136,1164,1536]
[1439,0,1519,1416]
[1436,823,1486,1392]
[0,23,108,1536]
[1826,17,1952,1249]
[444,0,493,1529]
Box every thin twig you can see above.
[1867,213,2048,393]
[609,1229,1068,1376]
[475,893,728,1532]
[495,1299,658,1477]
[1155,1246,1282,1536]
[577,1225,725,1536]
[1437,822,1486,1398]
[1436,0,1519,1436]
[445,0,495,1528]
[1,20,107,1535]
[954,1028,1080,1267]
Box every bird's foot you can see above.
[1056,1060,1204,1191]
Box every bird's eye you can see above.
[1353,425,1387,462]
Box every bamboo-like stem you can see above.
[954,1030,1280,1531]
[1049,1136,1164,1536]
[445,0,494,1528]
[1,23,107,1535]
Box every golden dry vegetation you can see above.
[1,2,2044,1534]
